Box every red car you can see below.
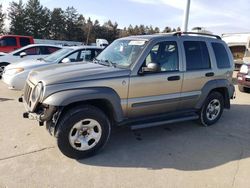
[0,35,34,53]
[237,64,250,92]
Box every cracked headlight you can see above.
[31,82,44,103]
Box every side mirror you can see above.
[141,62,161,74]
[20,52,27,58]
[61,58,71,64]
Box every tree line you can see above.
[0,0,181,44]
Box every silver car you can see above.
[0,44,61,76]
[2,46,103,90]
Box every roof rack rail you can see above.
[173,32,221,40]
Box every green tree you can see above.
[50,8,66,40]
[0,4,5,34]
[64,6,79,41]
[163,26,172,33]
[8,0,27,35]
[25,0,50,38]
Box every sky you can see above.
[1,0,250,35]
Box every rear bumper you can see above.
[237,73,250,88]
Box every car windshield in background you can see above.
[43,48,74,62]
[96,39,147,68]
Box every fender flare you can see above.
[195,79,235,109]
[43,87,124,122]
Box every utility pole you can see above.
[182,0,191,32]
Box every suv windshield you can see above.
[96,39,147,67]
[43,48,74,62]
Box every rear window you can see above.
[212,43,231,68]
[20,37,31,47]
[184,41,211,70]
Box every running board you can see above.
[130,115,199,130]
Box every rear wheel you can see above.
[198,92,224,126]
[56,105,111,159]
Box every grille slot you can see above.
[24,83,32,103]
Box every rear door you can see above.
[180,39,213,110]
[128,40,183,118]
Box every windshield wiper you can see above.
[37,57,45,61]
[93,58,116,68]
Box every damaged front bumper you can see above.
[19,95,61,135]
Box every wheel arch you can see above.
[43,87,125,123]
[195,79,234,110]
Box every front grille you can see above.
[23,82,32,103]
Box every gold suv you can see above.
[20,32,235,159]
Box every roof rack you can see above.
[173,32,221,40]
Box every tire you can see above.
[0,63,9,78]
[238,85,246,93]
[56,105,111,159]
[198,92,224,126]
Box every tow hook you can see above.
[23,112,29,118]
[18,96,23,103]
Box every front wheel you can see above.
[56,105,111,159]
[198,92,224,126]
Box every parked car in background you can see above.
[2,46,103,90]
[237,63,250,93]
[0,44,61,77]
[222,33,250,70]
[0,35,34,53]
[20,32,235,159]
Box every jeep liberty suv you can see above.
[20,32,235,159]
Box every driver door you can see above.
[127,40,183,118]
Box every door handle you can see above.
[205,72,214,77]
[167,75,180,81]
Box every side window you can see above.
[144,41,179,72]
[66,51,79,62]
[79,50,92,61]
[48,47,59,54]
[23,47,40,55]
[212,43,231,68]
[40,46,59,55]
[93,49,101,59]
[184,41,211,71]
[0,37,17,47]
[20,37,31,47]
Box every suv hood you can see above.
[29,62,130,85]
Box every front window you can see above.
[43,48,74,62]
[0,37,17,47]
[96,39,147,68]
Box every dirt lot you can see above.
[0,78,249,188]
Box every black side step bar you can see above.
[130,115,199,130]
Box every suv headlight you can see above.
[31,82,44,102]
[239,64,249,74]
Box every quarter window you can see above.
[184,41,211,70]
[212,43,231,68]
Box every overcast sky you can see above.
[1,0,250,35]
